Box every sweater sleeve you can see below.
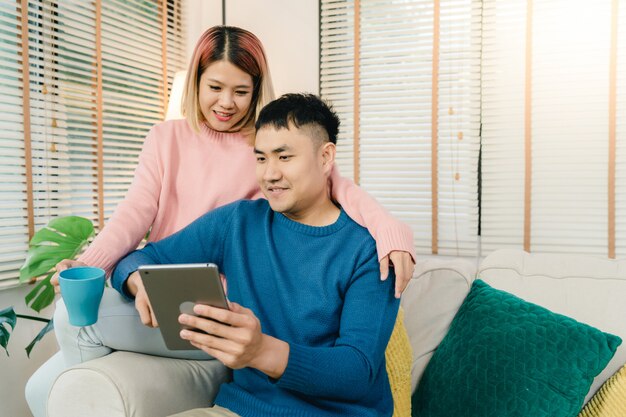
[78,127,163,276]
[275,247,400,400]
[110,200,237,299]
[329,165,416,262]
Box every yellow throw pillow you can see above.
[578,364,626,417]
[386,307,413,417]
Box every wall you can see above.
[0,286,58,417]
[186,0,223,61]
[186,0,320,96]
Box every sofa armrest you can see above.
[47,351,231,417]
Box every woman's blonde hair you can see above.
[181,26,275,136]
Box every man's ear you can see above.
[320,142,336,174]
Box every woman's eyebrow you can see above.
[206,78,251,89]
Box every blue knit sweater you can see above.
[112,199,399,417]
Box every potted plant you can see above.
[0,216,94,356]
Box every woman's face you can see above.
[198,60,254,132]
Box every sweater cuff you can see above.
[275,343,317,392]
[110,262,137,301]
[374,221,416,262]
[78,246,117,278]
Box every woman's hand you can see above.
[51,259,87,289]
[380,251,415,299]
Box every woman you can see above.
[26,26,415,417]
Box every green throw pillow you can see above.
[411,279,622,417]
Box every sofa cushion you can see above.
[411,280,621,417]
[386,308,412,417]
[401,256,477,392]
[578,363,626,417]
[478,248,626,400]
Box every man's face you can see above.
[254,125,333,222]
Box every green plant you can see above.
[0,216,94,356]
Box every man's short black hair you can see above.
[255,93,340,144]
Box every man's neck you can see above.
[282,197,341,227]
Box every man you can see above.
[112,93,400,417]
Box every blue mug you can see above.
[59,267,106,326]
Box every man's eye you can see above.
[256,157,266,163]
[279,155,291,161]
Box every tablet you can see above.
[138,263,229,350]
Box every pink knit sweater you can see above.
[79,119,415,275]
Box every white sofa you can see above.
[47,249,626,417]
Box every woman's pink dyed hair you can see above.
[181,26,275,134]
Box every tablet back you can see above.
[138,263,228,350]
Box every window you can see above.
[320,0,482,257]
[0,0,187,288]
[321,0,625,258]
[480,0,625,256]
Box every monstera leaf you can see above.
[20,216,95,284]
[0,305,54,357]
[24,272,56,313]
[25,317,54,358]
[0,216,95,356]
[0,306,17,356]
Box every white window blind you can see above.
[322,0,624,259]
[62,1,99,223]
[617,1,625,257]
[29,1,74,248]
[434,0,481,256]
[101,0,166,219]
[320,0,482,256]
[320,1,355,179]
[481,0,624,256]
[0,1,29,286]
[0,0,187,289]
[479,0,527,252]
